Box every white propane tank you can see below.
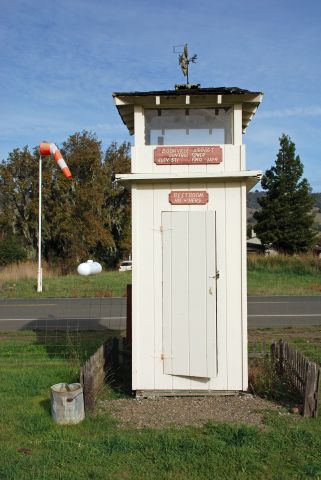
[77,260,102,276]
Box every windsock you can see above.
[39,142,72,179]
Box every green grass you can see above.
[2,254,321,299]
[0,270,131,299]
[248,254,321,295]
[249,326,321,365]
[2,255,321,298]
[1,330,321,479]
[247,269,321,295]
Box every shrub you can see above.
[0,237,27,267]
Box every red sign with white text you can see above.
[154,146,222,165]
[169,191,209,205]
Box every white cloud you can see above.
[259,106,321,119]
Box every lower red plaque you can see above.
[169,191,209,205]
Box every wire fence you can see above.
[1,277,321,380]
[0,293,127,369]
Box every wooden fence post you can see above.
[304,362,320,418]
[270,341,276,362]
[278,339,285,374]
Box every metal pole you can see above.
[37,155,42,293]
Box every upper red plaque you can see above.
[154,146,222,165]
[169,191,209,205]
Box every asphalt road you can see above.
[248,295,321,328]
[0,297,127,331]
[0,296,321,330]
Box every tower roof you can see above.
[113,86,263,134]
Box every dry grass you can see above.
[0,261,60,285]
[247,254,321,295]
[248,253,321,273]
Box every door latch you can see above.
[209,271,220,280]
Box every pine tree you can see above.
[254,134,315,253]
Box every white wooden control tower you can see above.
[114,86,263,396]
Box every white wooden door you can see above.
[162,211,217,378]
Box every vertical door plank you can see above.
[188,211,207,377]
[162,212,173,375]
[170,212,190,376]
[206,211,217,378]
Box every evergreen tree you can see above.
[254,134,315,253]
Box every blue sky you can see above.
[1,0,321,189]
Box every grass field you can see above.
[248,254,321,295]
[1,329,321,479]
[1,255,321,298]
[249,326,321,365]
[0,267,131,299]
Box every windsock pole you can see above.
[37,155,43,293]
[37,143,72,293]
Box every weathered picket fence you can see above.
[80,335,320,416]
[79,343,107,411]
[271,340,320,418]
[248,338,269,358]
[79,337,130,411]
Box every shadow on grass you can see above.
[103,339,133,398]
[14,318,132,401]
[39,398,51,415]
[17,317,124,362]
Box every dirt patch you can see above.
[97,394,291,429]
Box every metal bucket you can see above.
[50,383,85,424]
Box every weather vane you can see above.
[173,43,197,85]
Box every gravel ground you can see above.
[97,394,289,429]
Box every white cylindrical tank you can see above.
[77,260,102,276]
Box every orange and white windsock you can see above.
[39,143,72,179]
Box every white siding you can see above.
[131,185,155,390]
[225,183,243,390]
[132,180,247,392]
[241,182,248,390]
